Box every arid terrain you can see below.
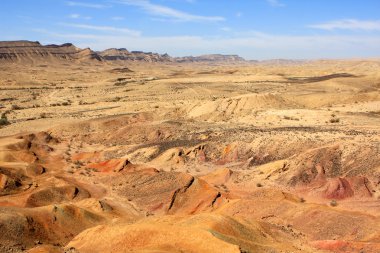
[1,41,380,253]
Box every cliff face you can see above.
[0,40,247,64]
[0,41,102,63]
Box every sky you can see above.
[1,0,380,60]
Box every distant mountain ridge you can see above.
[99,48,246,63]
[0,40,247,64]
[0,40,102,63]
[98,48,173,62]
[176,54,245,63]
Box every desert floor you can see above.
[0,60,380,253]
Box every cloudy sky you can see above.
[1,0,380,59]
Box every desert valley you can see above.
[0,40,380,253]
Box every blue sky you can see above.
[1,0,380,59]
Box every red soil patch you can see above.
[323,177,354,199]
[87,158,131,173]
[311,240,349,251]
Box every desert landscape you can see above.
[0,40,380,253]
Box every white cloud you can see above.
[310,19,380,31]
[59,23,141,36]
[68,13,92,20]
[266,0,285,7]
[69,14,80,19]
[66,1,110,9]
[115,0,225,22]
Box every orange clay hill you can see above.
[0,41,380,253]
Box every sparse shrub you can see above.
[11,104,22,110]
[329,118,340,123]
[74,160,84,167]
[0,113,9,126]
[256,182,263,187]
[300,197,306,203]
[330,200,338,207]
[40,113,47,118]
[116,77,127,82]
[114,82,128,86]
[284,115,300,121]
